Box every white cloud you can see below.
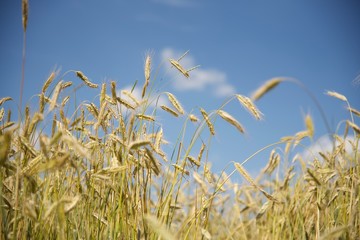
[161,48,236,98]
[301,135,360,161]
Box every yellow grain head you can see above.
[22,0,28,32]
[200,108,215,135]
[236,94,263,120]
[251,77,285,101]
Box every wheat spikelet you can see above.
[21,154,43,176]
[129,140,151,150]
[121,90,140,106]
[294,130,309,146]
[0,97,12,106]
[144,215,175,240]
[347,120,360,135]
[23,105,30,134]
[61,81,72,90]
[145,147,160,176]
[262,150,280,175]
[251,78,285,101]
[326,90,347,102]
[306,168,322,185]
[161,105,179,117]
[305,114,314,139]
[49,80,63,111]
[94,102,108,131]
[116,97,136,110]
[19,136,38,157]
[172,164,189,176]
[22,0,28,32]
[142,54,151,98]
[28,113,43,136]
[256,201,271,219]
[76,71,98,88]
[42,72,56,93]
[100,83,106,106]
[6,109,11,123]
[200,108,215,135]
[217,110,245,134]
[169,59,190,78]
[193,172,207,193]
[197,143,205,162]
[347,107,360,117]
[39,93,45,114]
[0,122,15,132]
[61,96,70,107]
[236,94,263,120]
[110,81,117,101]
[0,108,4,122]
[136,114,155,122]
[166,92,184,114]
[104,94,116,105]
[187,156,201,167]
[234,162,279,203]
[154,128,163,150]
[189,114,199,122]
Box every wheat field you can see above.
[0,1,359,239]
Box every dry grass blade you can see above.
[166,92,184,114]
[236,94,263,120]
[161,105,179,117]
[76,71,98,88]
[326,90,347,102]
[0,97,12,106]
[217,110,245,134]
[234,162,279,203]
[200,108,215,135]
[251,77,285,101]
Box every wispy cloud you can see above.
[161,48,236,98]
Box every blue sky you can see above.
[1,1,359,176]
